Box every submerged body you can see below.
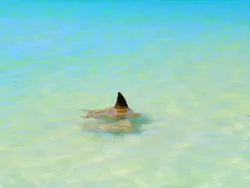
[82,92,142,133]
[83,92,141,119]
[84,107,141,118]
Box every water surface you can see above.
[1,1,250,187]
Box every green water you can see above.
[1,1,250,187]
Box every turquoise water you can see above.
[1,1,250,187]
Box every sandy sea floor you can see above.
[1,1,250,187]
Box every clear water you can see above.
[1,1,250,187]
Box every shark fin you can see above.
[114,92,129,109]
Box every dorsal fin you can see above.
[114,92,128,108]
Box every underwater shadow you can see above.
[81,114,152,136]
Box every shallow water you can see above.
[1,1,250,187]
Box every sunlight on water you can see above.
[0,1,250,187]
